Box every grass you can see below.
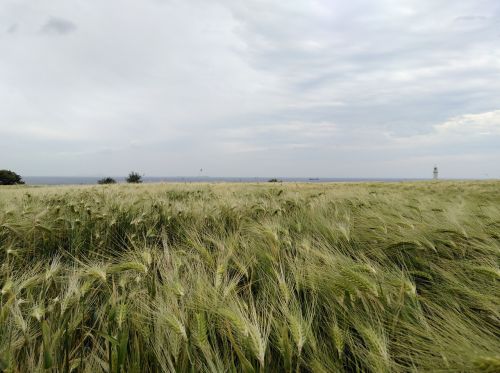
[0,181,499,372]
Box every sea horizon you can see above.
[21,176,442,185]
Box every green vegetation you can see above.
[0,181,499,372]
[98,177,117,185]
[0,170,24,185]
[126,172,142,184]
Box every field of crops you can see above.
[0,181,499,372]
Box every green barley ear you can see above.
[44,256,61,281]
[194,312,208,348]
[215,262,227,290]
[1,279,13,296]
[287,313,306,356]
[344,266,378,295]
[330,322,345,357]
[0,295,14,324]
[471,266,500,279]
[274,267,291,303]
[276,323,293,372]
[110,261,148,274]
[163,313,188,341]
[357,324,390,371]
[141,250,153,266]
[171,281,185,297]
[86,265,107,282]
[116,303,127,330]
[473,356,500,372]
[30,305,45,322]
[219,307,249,338]
[12,304,27,334]
[246,323,263,364]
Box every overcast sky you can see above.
[1,0,499,178]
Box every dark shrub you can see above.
[0,170,25,185]
[126,172,143,184]
[98,177,117,185]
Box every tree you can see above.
[97,177,116,185]
[126,171,143,184]
[268,178,281,183]
[0,170,25,185]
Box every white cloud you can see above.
[386,109,500,149]
[435,110,500,136]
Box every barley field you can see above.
[0,182,499,372]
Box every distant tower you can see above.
[433,165,438,180]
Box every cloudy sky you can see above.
[1,0,499,178]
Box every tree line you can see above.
[98,172,143,184]
[0,170,143,185]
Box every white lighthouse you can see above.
[433,165,438,180]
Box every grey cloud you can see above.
[6,24,18,33]
[40,17,77,35]
[0,0,499,178]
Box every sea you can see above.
[22,176,424,185]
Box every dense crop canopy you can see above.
[0,182,499,372]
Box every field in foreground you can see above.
[0,182,499,372]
